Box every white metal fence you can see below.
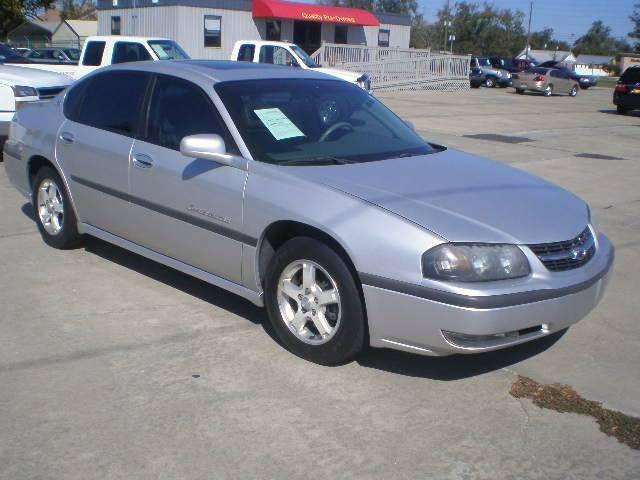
[311,43,471,92]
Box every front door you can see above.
[293,20,322,55]
[56,70,150,239]
[127,74,247,284]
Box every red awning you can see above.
[253,0,380,26]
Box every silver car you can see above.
[3,61,613,365]
[513,67,580,97]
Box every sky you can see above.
[421,0,636,43]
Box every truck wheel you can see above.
[33,166,83,249]
[264,237,366,365]
[485,77,496,88]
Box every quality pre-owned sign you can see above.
[301,12,357,24]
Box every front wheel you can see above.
[485,77,496,88]
[516,88,525,95]
[33,166,82,249]
[570,85,578,97]
[264,237,366,365]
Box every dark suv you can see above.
[489,57,535,73]
[614,67,640,115]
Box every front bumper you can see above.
[498,77,513,87]
[363,233,614,356]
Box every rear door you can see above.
[127,74,247,283]
[550,69,570,93]
[56,70,150,238]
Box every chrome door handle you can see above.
[133,154,153,168]
[59,132,74,144]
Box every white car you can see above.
[0,65,73,145]
[231,40,371,92]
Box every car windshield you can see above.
[290,45,320,68]
[215,79,435,165]
[64,48,80,60]
[147,40,190,60]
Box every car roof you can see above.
[104,59,339,84]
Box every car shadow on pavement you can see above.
[20,202,566,380]
[357,330,566,380]
[598,109,640,117]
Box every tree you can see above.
[410,14,439,49]
[1,0,55,39]
[378,0,419,18]
[316,0,375,10]
[58,0,97,20]
[631,2,640,52]
[573,20,625,56]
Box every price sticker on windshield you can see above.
[254,108,305,141]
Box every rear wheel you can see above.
[543,84,553,97]
[617,104,627,115]
[485,77,496,88]
[264,237,366,365]
[570,85,578,97]
[33,166,82,249]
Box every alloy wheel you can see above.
[37,179,64,235]
[276,260,341,345]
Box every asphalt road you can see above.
[1,86,639,479]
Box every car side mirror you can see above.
[180,134,247,170]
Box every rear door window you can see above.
[112,42,152,64]
[82,41,106,66]
[237,44,255,62]
[76,71,149,136]
[259,45,297,66]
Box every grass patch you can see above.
[510,375,640,450]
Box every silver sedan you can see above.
[3,61,613,365]
[513,67,580,97]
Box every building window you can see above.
[266,20,281,41]
[111,16,121,35]
[204,15,221,48]
[378,29,390,47]
[334,25,348,44]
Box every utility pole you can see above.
[443,0,450,53]
[525,0,533,58]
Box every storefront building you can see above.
[96,0,411,60]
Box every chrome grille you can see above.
[37,87,66,100]
[528,227,595,272]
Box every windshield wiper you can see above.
[278,156,355,166]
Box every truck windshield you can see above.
[290,45,320,68]
[147,40,190,60]
[215,79,434,165]
[478,57,491,67]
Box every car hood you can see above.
[0,64,73,87]
[314,66,361,83]
[287,149,588,244]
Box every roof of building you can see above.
[575,54,613,65]
[65,20,98,38]
[8,20,60,37]
[516,48,576,64]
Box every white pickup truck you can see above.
[13,36,190,80]
[230,40,371,92]
[0,65,74,146]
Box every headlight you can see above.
[12,85,38,97]
[422,244,530,282]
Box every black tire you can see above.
[485,77,496,88]
[570,85,578,97]
[543,84,553,97]
[32,166,83,249]
[581,85,590,90]
[616,104,627,115]
[264,237,366,365]
[516,88,525,95]
[470,82,480,89]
